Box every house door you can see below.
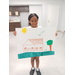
[47,5,59,28]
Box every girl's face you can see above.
[29,16,38,28]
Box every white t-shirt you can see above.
[27,26,42,28]
[16,26,42,31]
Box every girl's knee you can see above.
[35,57,39,61]
[31,57,35,61]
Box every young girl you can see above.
[13,13,57,75]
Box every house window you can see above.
[24,47,27,49]
[36,47,38,49]
[31,47,34,49]
[39,47,42,49]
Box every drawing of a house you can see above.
[23,38,43,52]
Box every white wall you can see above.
[29,5,42,26]
[20,12,29,27]
[57,1,65,31]
[9,0,65,31]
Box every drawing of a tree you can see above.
[46,40,53,51]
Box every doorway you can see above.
[47,5,59,28]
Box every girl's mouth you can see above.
[33,25,37,26]
[31,25,37,28]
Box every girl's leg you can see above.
[35,57,39,68]
[31,57,35,67]
[35,57,41,75]
[30,57,35,75]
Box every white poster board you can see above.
[16,27,56,59]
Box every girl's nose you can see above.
[33,22,36,24]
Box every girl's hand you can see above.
[13,31,17,36]
[55,33,58,36]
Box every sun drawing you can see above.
[22,28,27,33]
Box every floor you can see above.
[9,32,65,75]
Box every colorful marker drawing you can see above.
[38,30,45,36]
[23,38,43,52]
[46,40,53,51]
[22,28,27,33]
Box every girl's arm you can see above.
[55,33,58,36]
[13,31,17,36]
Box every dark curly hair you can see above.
[28,13,39,26]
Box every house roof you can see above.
[23,38,43,46]
[29,38,43,44]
